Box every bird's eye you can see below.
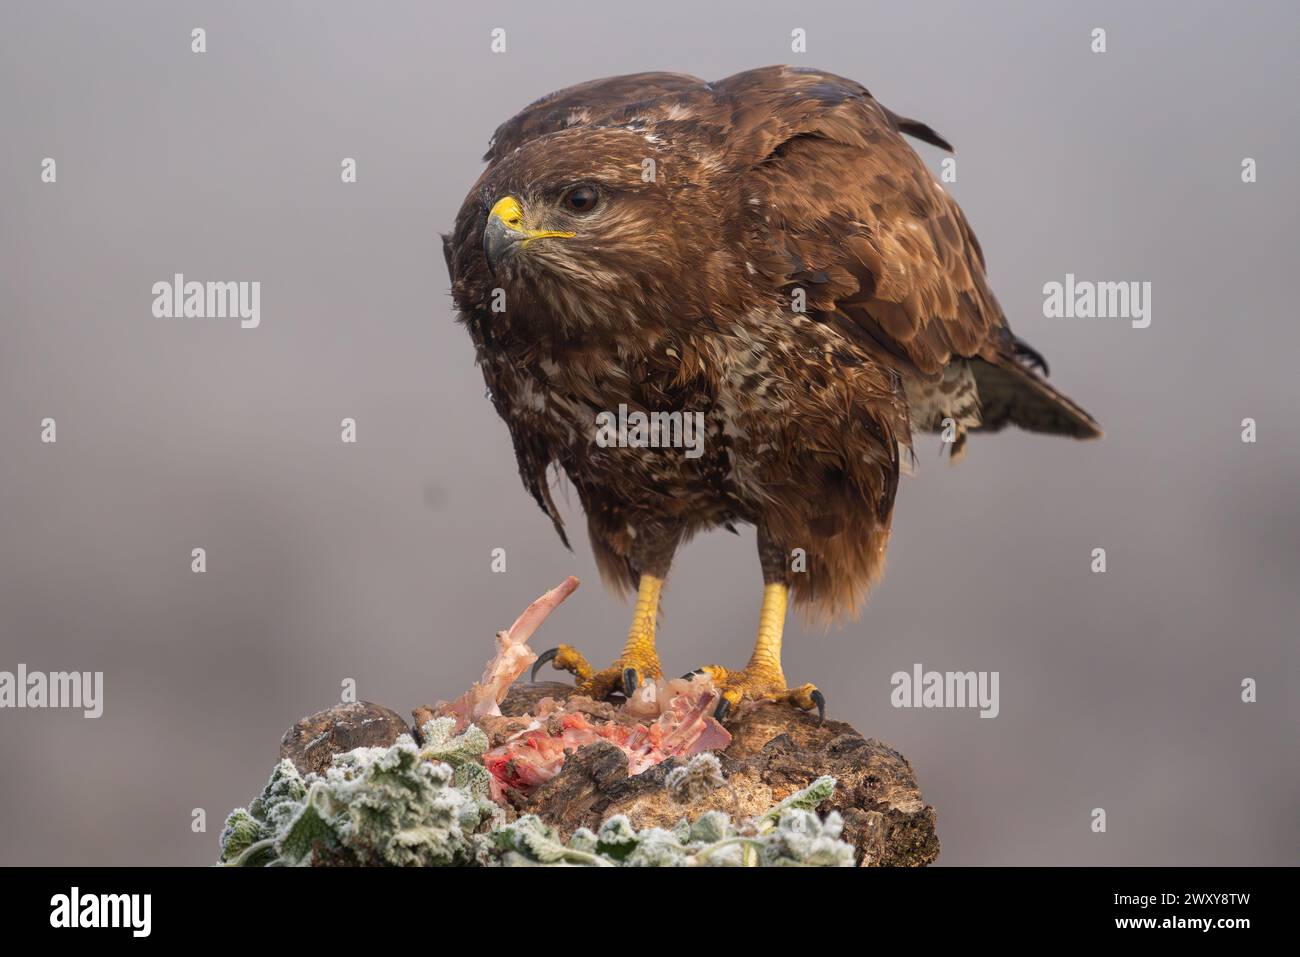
[563,185,600,214]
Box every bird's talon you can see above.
[810,689,826,725]
[702,669,823,725]
[530,644,662,701]
[530,644,596,686]
[530,647,559,683]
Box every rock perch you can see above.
[275,577,938,866]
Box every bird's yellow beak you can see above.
[483,196,574,273]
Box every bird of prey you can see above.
[444,65,1100,722]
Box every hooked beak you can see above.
[482,196,574,275]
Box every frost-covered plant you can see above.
[219,719,500,867]
[665,751,725,803]
[219,729,854,867]
[758,807,856,867]
[756,773,837,829]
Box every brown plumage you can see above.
[444,65,1100,628]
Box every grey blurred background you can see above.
[1,0,1296,866]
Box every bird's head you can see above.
[456,127,711,332]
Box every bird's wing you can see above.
[484,71,712,162]
[719,66,1013,379]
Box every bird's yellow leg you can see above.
[532,573,664,699]
[698,583,824,722]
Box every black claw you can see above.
[810,689,826,725]
[622,668,639,697]
[531,647,559,683]
[713,697,731,722]
[1013,336,1050,376]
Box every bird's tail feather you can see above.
[970,358,1102,439]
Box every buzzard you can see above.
[444,66,1100,722]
